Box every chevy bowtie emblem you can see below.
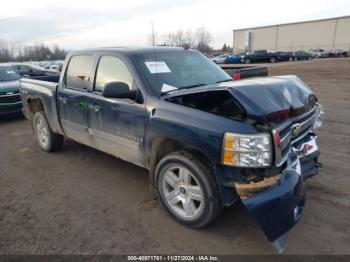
[292,123,302,136]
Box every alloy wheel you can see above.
[161,164,205,220]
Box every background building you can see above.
[233,16,350,53]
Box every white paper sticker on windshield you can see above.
[161,83,177,93]
[145,61,171,74]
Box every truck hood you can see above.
[163,75,317,124]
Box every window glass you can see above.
[19,65,29,70]
[94,56,133,92]
[0,67,21,81]
[65,55,93,90]
[133,50,231,96]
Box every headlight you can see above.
[313,104,325,130]
[222,132,272,167]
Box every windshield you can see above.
[0,67,21,81]
[132,50,232,95]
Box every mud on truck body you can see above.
[19,47,324,253]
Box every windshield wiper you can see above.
[216,79,232,83]
[178,83,208,90]
[160,83,208,96]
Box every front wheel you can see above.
[33,111,63,152]
[270,57,276,63]
[155,151,222,228]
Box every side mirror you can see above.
[102,81,137,100]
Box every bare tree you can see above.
[158,27,213,52]
[0,38,68,62]
[195,27,212,52]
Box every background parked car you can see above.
[275,51,292,61]
[291,50,313,61]
[0,65,23,116]
[328,49,348,58]
[11,63,59,77]
[43,62,64,72]
[210,54,229,64]
[243,50,278,63]
[225,53,245,64]
[309,48,327,58]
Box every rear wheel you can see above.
[155,151,222,228]
[245,58,251,64]
[33,111,63,152]
[294,57,298,61]
[270,57,276,63]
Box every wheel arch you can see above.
[27,97,45,116]
[148,136,215,195]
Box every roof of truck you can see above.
[71,46,191,55]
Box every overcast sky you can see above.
[1,0,350,50]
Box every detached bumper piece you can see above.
[236,136,320,253]
[241,153,306,253]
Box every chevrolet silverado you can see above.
[19,47,324,253]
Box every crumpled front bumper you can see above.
[238,135,320,253]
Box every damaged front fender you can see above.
[237,152,306,253]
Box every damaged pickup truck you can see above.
[20,47,324,253]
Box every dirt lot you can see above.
[0,58,349,255]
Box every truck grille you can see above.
[272,107,316,166]
[0,92,21,104]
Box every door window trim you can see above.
[63,54,94,92]
[92,54,135,95]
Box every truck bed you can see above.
[20,78,63,135]
[220,65,268,79]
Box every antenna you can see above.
[151,20,155,46]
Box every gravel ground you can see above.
[0,58,349,255]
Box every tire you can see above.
[289,57,294,61]
[33,111,63,152]
[270,57,276,63]
[294,57,298,61]
[155,151,222,228]
[244,58,251,64]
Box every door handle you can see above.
[90,104,101,112]
[59,97,68,104]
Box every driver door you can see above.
[86,55,147,167]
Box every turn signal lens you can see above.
[224,133,235,150]
[223,150,235,165]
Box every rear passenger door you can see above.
[86,55,147,167]
[57,54,94,146]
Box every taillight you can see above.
[232,72,241,80]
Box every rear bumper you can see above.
[238,135,320,253]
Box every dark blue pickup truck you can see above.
[20,47,324,253]
[243,50,280,64]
